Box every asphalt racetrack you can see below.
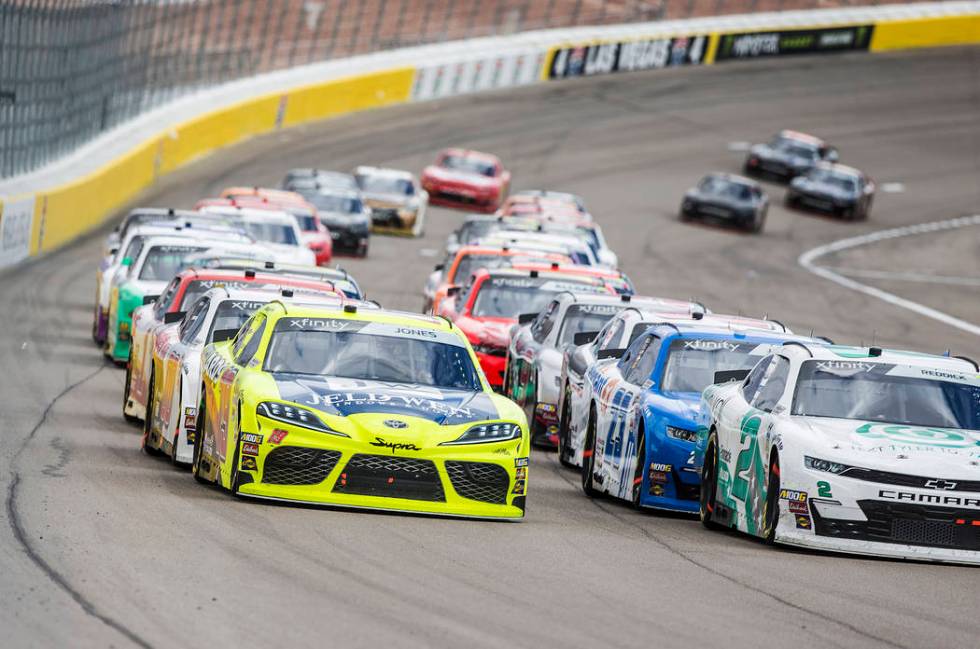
[1,47,978,649]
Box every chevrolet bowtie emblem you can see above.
[924,479,956,490]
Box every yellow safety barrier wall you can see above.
[871,15,980,50]
[8,67,414,260]
[1,9,977,268]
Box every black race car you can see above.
[786,162,875,220]
[291,182,372,256]
[680,173,769,233]
[744,130,838,181]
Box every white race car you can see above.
[199,205,316,265]
[141,287,369,464]
[700,343,980,565]
[507,293,702,448]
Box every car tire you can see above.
[581,408,600,498]
[122,353,140,425]
[171,378,189,468]
[557,390,576,469]
[192,397,211,485]
[141,367,161,456]
[762,452,781,544]
[226,404,245,496]
[700,433,723,530]
[631,427,646,509]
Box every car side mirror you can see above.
[714,369,750,384]
[596,348,626,360]
[517,313,537,325]
[824,148,839,163]
[109,246,119,255]
[446,285,460,297]
[434,263,444,272]
[121,256,133,266]
[573,331,599,346]
[163,311,185,324]
[142,294,160,305]
[211,328,239,343]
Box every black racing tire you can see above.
[581,408,600,498]
[141,367,162,456]
[226,403,244,496]
[557,390,576,469]
[170,377,189,468]
[678,205,692,222]
[763,452,781,544]
[748,207,766,234]
[700,433,723,530]
[192,397,210,484]
[122,352,140,425]
[631,428,646,509]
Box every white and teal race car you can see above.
[699,343,980,565]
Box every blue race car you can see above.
[580,322,819,512]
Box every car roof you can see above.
[643,321,810,342]
[813,162,863,177]
[475,267,606,284]
[200,285,352,306]
[779,129,825,146]
[440,148,500,163]
[551,293,692,310]
[200,205,295,223]
[257,302,454,332]
[705,172,759,187]
[783,344,978,371]
[355,166,414,180]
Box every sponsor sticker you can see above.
[715,26,874,61]
[512,479,526,495]
[242,442,260,456]
[268,429,288,445]
[788,500,809,515]
[794,514,812,530]
[241,432,263,444]
[240,456,257,471]
[514,457,529,467]
[515,467,527,480]
[779,489,808,502]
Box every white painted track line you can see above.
[799,215,980,337]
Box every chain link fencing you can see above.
[0,0,938,179]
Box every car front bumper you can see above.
[233,426,528,519]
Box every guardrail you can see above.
[0,1,977,270]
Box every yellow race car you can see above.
[192,302,529,519]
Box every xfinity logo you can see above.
[816,361,874,373]
[924,479,957,490]
[370,437,420,454]
[879,490,979,508]
[684,340,738,352]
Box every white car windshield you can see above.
[661,338,765,393]
[441,155,496,177]
[558,304,623,347]
[138,245,208,281]
[791,361,980,429]
[244,222,298,245]
[357,175,414,196]
[471,278,606,318]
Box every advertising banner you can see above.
[548,35,708,79]
[715,25,874,61]
[0,196,35,268]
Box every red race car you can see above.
[421,148,510,212]
[437,267,613,389]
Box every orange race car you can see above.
[423,245,571,314]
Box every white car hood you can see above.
[797,416,980,478]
